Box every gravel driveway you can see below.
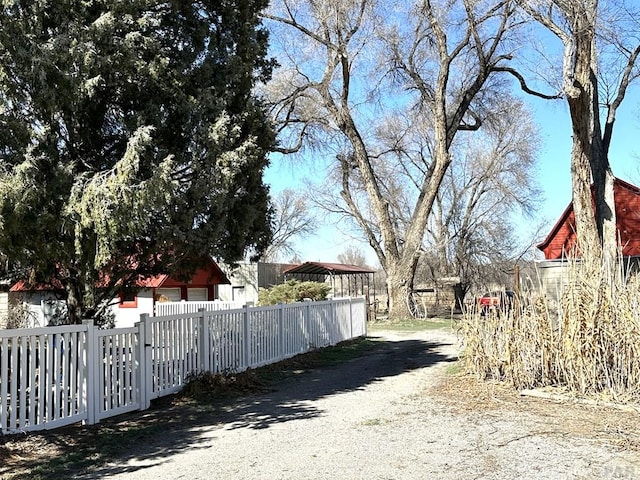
[75,328,639,480]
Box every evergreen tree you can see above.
[0,0,275,324]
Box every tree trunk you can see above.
[570,148,600,259]
[592,162,617,268]
[385,253,422,320]
[452,283,467,313]
[65,280,84,325]
[386,274,414,320]
[563,7,619,266]
[565,18,600,259]
[63,261,98,325]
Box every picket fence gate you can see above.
[0,297,366,435]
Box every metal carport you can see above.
[283,261,376,306]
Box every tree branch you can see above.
[492,66,563,99]
[602,43,640,153]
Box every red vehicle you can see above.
[478,290,513,315]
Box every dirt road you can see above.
[68,328,639,479]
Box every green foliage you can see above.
[0,0,276,323]
[258,280,331,305]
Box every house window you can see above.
[119,291,138,308]
[156,288,181,302]
[232,286,245,302]
[187,288,208,302]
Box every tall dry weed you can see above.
[458,255,640,403]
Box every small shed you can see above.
[537,177,640,259]
[217,261,297,304]
[283,261,376,301]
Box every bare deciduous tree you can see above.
[263,0,525,318]
[337,246,370,267]
[421,98,541,307]
[515,0,640,267]
[262,188,316,262]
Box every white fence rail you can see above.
[154,300,245,317]
[0,297,366,434]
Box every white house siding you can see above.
[218,262,291,305]
[231,285,246,303]
[0,291,8,328]
[9,291,64,328]
[113,287,215,327]
[218,262,259,304]
[109,290,155,328]
[8,287,220,330]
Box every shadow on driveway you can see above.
[220,337,456,430]
[69,335,456,479]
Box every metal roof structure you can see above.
[283,261,375,276]
[283,262,377,304]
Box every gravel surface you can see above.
[74,328,639,480]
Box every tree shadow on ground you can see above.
[6,335,456,479]
[218,337,455,431]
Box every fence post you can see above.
[83,320,98,425]
[82,320,104,425]
[242,305,250,370]
[305,301,311,350]
[198,309,210,373]
[362,297,368,336]
[137,314,152,411]
[329,300,340,345]
[278,303,285,359]
[349,298,354,339]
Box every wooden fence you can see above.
[0,297,366,434]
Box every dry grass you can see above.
[458,255,640,404]
[431,371,640,453]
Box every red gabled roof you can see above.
[136,274,171,288]
[537,178,640,259]
[10,279,63,292]
[10,257,230,292]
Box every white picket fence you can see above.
[0,297,366,434]
[154,300,245,317]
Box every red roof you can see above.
[10,279,63,292]
[10,257,230,292]
[537,178,640,259]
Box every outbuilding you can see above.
[536,177,640,304]
[537,177,640,260]
[283,261,376,302]
[8,257,230,328]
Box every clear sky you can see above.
[264,96,640,267]
[263,154,364,263]
[530,96,639,220]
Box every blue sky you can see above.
[264,96,640,267]
[530,97,639,220]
